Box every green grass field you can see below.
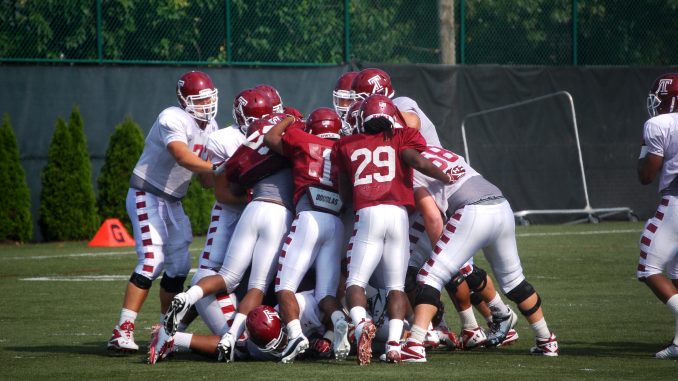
[1,221,676,380]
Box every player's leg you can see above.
[638,196,678,359]
[160,199,192,314]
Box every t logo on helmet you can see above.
[658,79,673,94]
[238,96,248,106]
[263,308,279,323]
[368,75,384,94]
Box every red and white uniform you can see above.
[414,146,527,294]
[218,123,294,293]
[332,128,426,292]
[127,106,218,281]
[274,127,344,301]
[192,124,247,335]
[393,96,442,147]
[638,113,678,280]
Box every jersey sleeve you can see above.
[281,127,304,157]
[330,140,346,174]
[643,120,666,157]
[400,127,427,152]
[393,96,418,113]
[158,111,188,147]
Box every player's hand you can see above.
[212,161,227,175]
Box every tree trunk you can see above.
[438,0,455,64]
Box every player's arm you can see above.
[401,148,452,184]
[401,111,421,130]
[214,171,248,205]
[198,173,215,189]
[414,187,444,245]
[167,141,215,174]
[264,115,296,155]
[637,147,663,185]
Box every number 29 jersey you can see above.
[332,128,426,212]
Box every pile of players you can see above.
[107,67,560,365]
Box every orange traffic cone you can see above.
[88,218,135,247]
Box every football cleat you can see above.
[356,320,376,366]
[486,308,518,347]
[164,292,191,336]
[423,329,441,349]
[530,332,559,357]
[217,332,236,362]
[460,327,487,350]
[280,335,309,363]
[400,339,427,363]
[107,320,139,353]
[148,324,174,364]
[655,343,678,359]
[382,340,401,363]
[500,329,519,346]
[309,338,332,358]
[333,317,351,360]
[436,326,461,350]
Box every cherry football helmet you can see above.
[647,73,678,117]
[246,305,287,354]
[305,107,342,140]
[351,68,394,100]
[333,71,358,117]
[342,98,364,136]
[233,89,273,133]
[176,71,218,122]
[283,106,304,121]
[357,94,403,134]
[253,84,284,113]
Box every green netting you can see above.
[0,0,675,66]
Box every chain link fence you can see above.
[1,0,675,66]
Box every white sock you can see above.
[388,319,404,343]
[487,293,510,317]
[185,286,204,305]
[458,307,478,329]
[174,332,193,352]
[331,310,346,327]
[530,317,551,340]
[409,324,426,343]
[119,308,137,326]
[230,312,248,340]
[287,319,303,339]
[349,306,367,341]
[666,294,678,345]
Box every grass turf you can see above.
[1,221,676,379]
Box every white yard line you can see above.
[21,268,198,282]
[516,229,640,237]
[3,248,201,260]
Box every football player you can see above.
[254,84,284,113]
[351,68,441,146]
[164,112,295,364]
[401,146,558,363]
[637,73,678,359]
[333,71,358,120]
[263,108,351,362]
[107,71,222,354]
[331,95,453,364]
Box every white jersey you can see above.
[643,113,678,193]
[413,146,480,212]
[132,106,218,199]
[393,96,442,146]
[206,124,247,213]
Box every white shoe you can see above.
[654,343,678,359]
[333,318,351,360]
[107,320,139,353]
[486,308,518,347]
[280,335,309,363]
[530,332,559,357]
[147,324,174,364]
[500,328,519,346]
[217,332,236,362]
[460,327,487,350]
[356,320,376,366]
[423,329,440,349]
[400,339,426,363]
[164,292,191,336]
[381,340,401,363]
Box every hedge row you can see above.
[1,107,215,243]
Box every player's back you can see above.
[393,96,441,147]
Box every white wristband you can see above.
[639,145,649,159]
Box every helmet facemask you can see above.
[333,90,355,118]
[180,89,219,122]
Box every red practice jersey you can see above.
[332,128,426,212]
[281,124,339,206]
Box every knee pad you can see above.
[518,294,542,317]
[415,284,441,307]
[466,265,487,293]
[506,279,536,304]
[160,273,187,293]
[444,272,465,295]
[405,266,419,294]
[432,300,445,327]
[129,272,152,290]
[470,291,483,306]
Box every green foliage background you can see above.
[0,114,32,242]
[96,116,144,234]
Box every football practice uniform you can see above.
[393,97,442,147]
